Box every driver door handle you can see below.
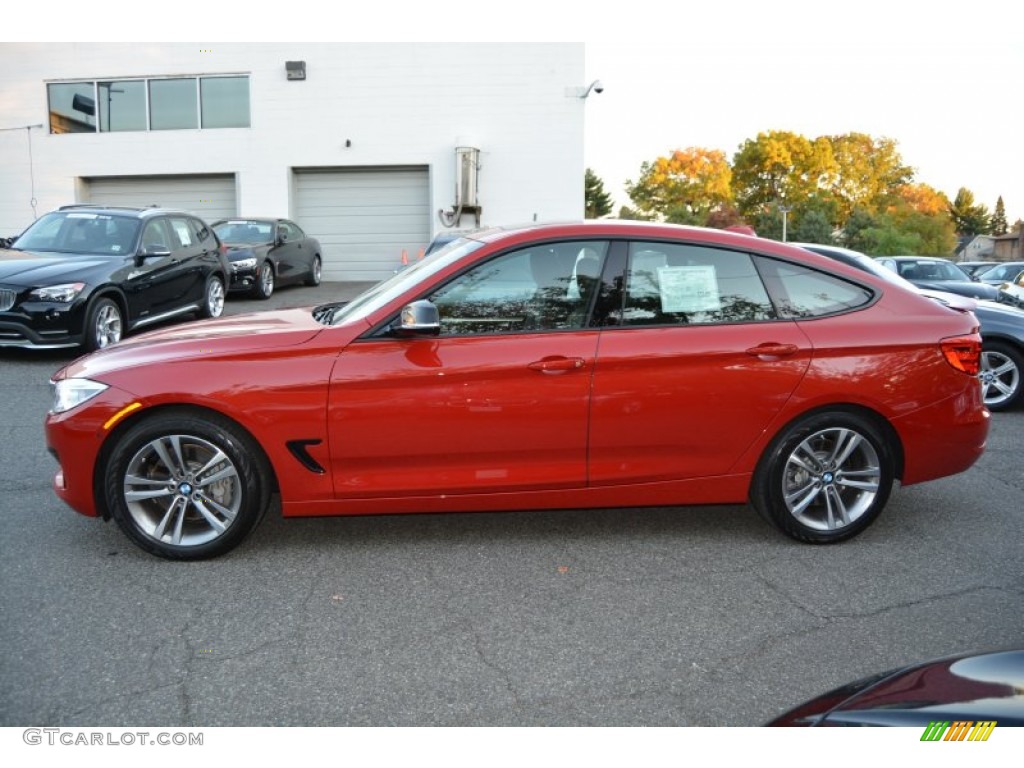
[528,356,586,374]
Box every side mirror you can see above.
[396,300,440,336]
[138,244,172,262]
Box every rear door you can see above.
[588,241,813,484]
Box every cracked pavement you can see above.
[1,282,1021,726]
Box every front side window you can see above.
[618,242,776,326]
[429,241,609,335]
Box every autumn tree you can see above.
[825,133,913,223]
[731,130,836,220]
[626,147,733,224]
[991,196,1008,235]
[948,188,991,236]
[584,168,614,219]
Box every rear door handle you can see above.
[528,356,586,374]
[745,343,799,359]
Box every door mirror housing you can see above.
[396,300,441,336]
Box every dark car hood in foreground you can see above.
[59,307,361,381]
[768,649,1024,726]
[0,248,112,286]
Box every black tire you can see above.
[751,411,894,544]
[84,297,124,351]
[201,275,226,318]
[253,261,275,300]
[104,411,271,560]
[979,341,1023,411]
[304,255,322,287]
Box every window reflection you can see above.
[99,80,146,132]
[48,83,97,134]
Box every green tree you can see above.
[948,187,991,236]
[626,147,733,224]
[841,208,881,253]
[991,196,1008,235]
[584,168,614,219]
[791,208,835,244]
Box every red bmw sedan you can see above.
[45,221,989,559]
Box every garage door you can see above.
[83,175,237,223]
[294,167,430,282]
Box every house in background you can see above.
[992,231,1023,261]
[956,234,995,261]
[0,43,588,282]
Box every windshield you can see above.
[214,220,274,245]
[896,260,970,281]
[325,237,485,326]
[12,211,141,255]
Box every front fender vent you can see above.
[286,439,325,474]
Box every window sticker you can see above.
[658,265,721,313]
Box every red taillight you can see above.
[940,335,982,375]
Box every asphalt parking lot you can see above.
[1,282,1022,726]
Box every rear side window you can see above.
[758,258,874,318]
[617,242,776,326]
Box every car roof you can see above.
[56,204,200,219]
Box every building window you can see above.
[99,81,147,132]
[47,75,250,134]
[200,76,250,128]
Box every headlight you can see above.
[232,258,257,270]
[31,282,86,302]
[51,378,109,413]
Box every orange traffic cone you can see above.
[401,249,408,265]
[417,247,425,260]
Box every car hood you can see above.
[0,248,111,286]
[59,307,360,381]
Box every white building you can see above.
[0,42,586,281]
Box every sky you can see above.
[14,0,1024,224]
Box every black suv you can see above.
[0,206,229,350]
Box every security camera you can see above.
[592,80,604,94]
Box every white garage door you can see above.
[83,175,237,223]
[294,167,430,282]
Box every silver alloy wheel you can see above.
[206,277,225,317]
[122,434,242,547]
[312,256,322,284]
[781,427,881,532]
[259,262,274,297]
[979,348,1020,408]
[94,302,123,348]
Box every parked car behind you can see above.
[1,205,228,350]
[212,218,322,299]
[957,260,999,278]
[768,648,1024,727]
[974,260,1024,286]
[875,256,1002,302]
[46,221,989,559]
[795,243,1024,411]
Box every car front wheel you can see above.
[751,411,894,543]
[104,411,270,559]
[305,255,322,287]
[253,261,275,299]
[201,275,226,318]
[84,297,123,351]
[979,341,1023,411]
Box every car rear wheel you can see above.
[751,411,894,543]
[84,297,123,351]
[104,411,270,559]
[201,275,226,318]
[253,261,275,299]
[305,255,322,287]
[979,341,1023,411]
